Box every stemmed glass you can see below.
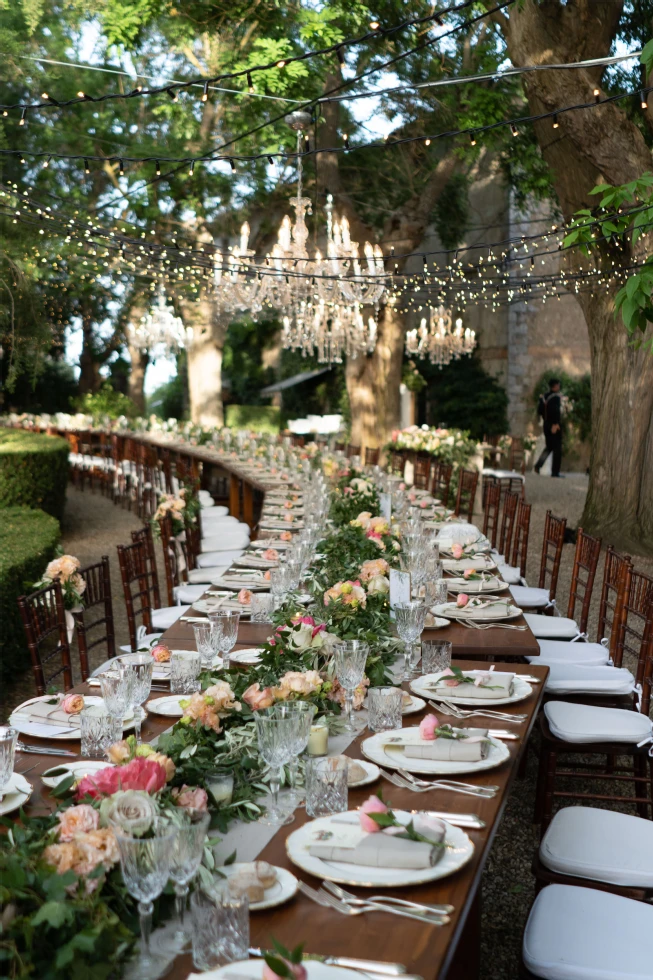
[118,654,153,743]
[193,622,214,670]
[169,809,211,947]
[334,641,369,734]
[394,601,428,681]
[211,611,240,669]
[208,612,225,665]
[254,707,296,827]
[113,819,178,979]
[272,701,317,806]
[98,668,133,726]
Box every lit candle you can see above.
[206,772,234,806]
[307,721,329,757]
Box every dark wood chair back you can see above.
[430,461,453,507]
[413,455,431,491]
[345,443,361,459]
[389,450,405,476]
[454,467,479,522]
[183,514,201,572]
[509,437,526,475]
[620,569,653,680]
[498,490,520,560]
[636,599,653,718]
[596,548,633,665]
[565,528,602,633]
[537,511,567,601]
[482,481,501,549]
[75,557,115,680]
[17,582,73,696]
[334,441,345,452]
[117,540,153,652]
[291,435,305,447]
[131,525,162,609]
[158,515,185,606]
[511,498,531,578]
[363,447,380,467]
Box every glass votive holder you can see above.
[367,686,403,733]
[170,650,202,694]
[306,718,329,757]
[250,593,274,623]
[190,885,249,971]
[306,755,348,818]
[206,771,234,807]
[81,704,122,757]
[421,640,453,675]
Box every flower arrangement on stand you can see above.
[151,482,200,536]
[34,550,86,610]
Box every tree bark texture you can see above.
[181,289,225,427]
[125,300,149,414]
[493,0,653,551]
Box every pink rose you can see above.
[264,570,271,580]
[261,549,279,561]
[243,682,276,710]
[408,493,416,503]
[151,643,171,663]
[419,714,439,740]
[439,667,460,688]
[76,757,167,800]
[61,693,84,715]
[280,531,292,541]
[359,794,389,833]
[399,482,406,490]
[456,593,469,608]
[172,785,209,812]
[238,589,253,605]
[420,499,429,509]
[57,804,99,841]
[463,569,473,579]
[451,543,464,559]
[344,486,353,496]
[284,514,293,523]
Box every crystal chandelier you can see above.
[128,284,191,355]
[405,304,476,367]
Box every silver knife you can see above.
[248,949,406,976]
[17,743,78,757]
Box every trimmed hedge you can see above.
[0,429,69,521]
[225,404,281,434]
[0,506,61,679]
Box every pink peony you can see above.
[243,682,276,711]
[75,757,167,800]
[57,804,99,841]
[419,714,439,740]
[238,589,253,605]
[456,593,469,608]
[172,785,209,811]
[151,643,171,663]
[451,543,464,559]
[261,549,279,561]
[359,794,389,833]
[61,693,84,715]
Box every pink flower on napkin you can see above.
[261,549,279,561]
[419,714,439,740]
[463,569,474,580]
[420,499,429,509]
[151,643,171,663]
[456,593,470,608]
[280,531,292,541]
[451,543,464,559]
[359,794,389,833]
[237,589,253,605]
[439,667,460,688]
[61,694,84,714]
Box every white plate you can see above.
[41,760,112,789]
[362,726,510,776]
[253,538,293,550]
[286,809,474,888]
[0,773,32,815]
[347,759,380,787]
[145,695,187,717]
[442,557,497,573]
[234,557,279,570]
[423,615,451,630]
[215,864,299,910]
[10,695,135,741]
[432,601,523,623]
[230,647,264,665]
[411,670,533,707]
[206,962,361,980]
[445,576,508,594]
[214,579,271,593]
[402,694,426,715]
[194,598,253,617]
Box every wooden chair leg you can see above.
[634,755,650,819]
[541,750,557,834]
[534,741,549,824]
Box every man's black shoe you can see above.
[534,465,541,475]
[552,473,565,478]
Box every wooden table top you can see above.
[14,659,548,980]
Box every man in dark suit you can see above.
[534,378,563,477]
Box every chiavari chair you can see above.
[363,446,380,466]
[538,510,568,601]
[18,582,73,696]
[482,481,501,549]
[430,460,453,507]
[117,540,154,651]
[74,556,115,680]
[334,441,345,452]
[389,450,405,477]
[510,498,531,579]
[131,524,162,609]
[496,490,520,566]
[412,454,431,491]
[345,443,361,459]
[454,467,478,522]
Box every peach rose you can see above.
[61,694,84,715]
[451,543,464,559]
[280,531,293,541]
[57,804,99,841]
[106,740,131,764]
[261,549,279,561]
[238,589,253,605]
[151,643,172,663]
[359,794,388,833]
[172,785,209,812]
[243,682,276,711]
[419,714,439,740]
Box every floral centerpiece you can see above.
[330,473,380,525]
[34,550,86,610]
[386,425,477,468]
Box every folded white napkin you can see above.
[309,822,445,869]
[428,670,514,700]
[403,727,489,762]
[20,700,82,727]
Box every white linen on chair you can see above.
[201,504,229,516]
[118,632,162,654]
[151,605,190,630]
[540,807,653,889]
[496,563,522,585]
[196,549,246,568]
[523,883,653,979]
[174,584,207,604]
[524,613,580,639]
[526,640,610,667]
[544,701,652,744]
[201,514,239,526]
[186,565,231,583]
[543,664,634,697]
[201,529,250,552]
[509,585,551,609]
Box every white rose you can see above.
[367,574,390,595]
[100,790,158,837]
[289,623,314,650]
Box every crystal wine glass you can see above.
[193,622,214,670]
[254,708,296,827]
[394,600,428,681]
[118,654,153,743]
[334,640,369,734]
[168,809,210,946]
[113,819,178,979]
[211,611,240,669]
[98,668,133,723]
[272,701,317,806]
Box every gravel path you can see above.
[4,475,652,979]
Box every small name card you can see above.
[390,568,411,610]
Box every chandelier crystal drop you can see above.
[405,304,476,367]
[129,284,191,355]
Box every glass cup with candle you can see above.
[205,772,234,808]
[306,717,329,757]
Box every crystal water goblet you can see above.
[211,610,240,669]
[118,654,153,742]
[272,701,317,806]
[170,650,202,694]
[394,601,428,681]
[192,622,214,670]
[421,640,453,674]
[334,640,369,734]
[254,708,296,827]
[98,668,133,723]
[168,809,211,946]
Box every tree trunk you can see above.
[181,290,225,427]
[346,301,405,447]
[125,301,149,414]
[78,306,102,395]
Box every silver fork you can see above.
[322,880,454,916]
[397,769,498,796]
[429,699,527,723]
[308,884,450,926]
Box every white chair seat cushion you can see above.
[540,807,653,889]
[118,632,162,655]
[527,640,610,667]
[523,883,653,979]
[174,584,207,604]
[525,613,580,639]
[544,664,634,697]
[202,531,250,552]
[186,565,230,583]
[201,514,239,526]
[151,605,190,630]
[544,701,652,744]
[201,504,228,516]
[510,585,550,608]
[196,549,246,568]
[496,563,522,585]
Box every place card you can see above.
[389,568,411,610]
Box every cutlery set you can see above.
[380,767,498,799]
[428,699,527,724]
[248,949,408,976]
[299,880,451,927]
[16,740,78,757]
